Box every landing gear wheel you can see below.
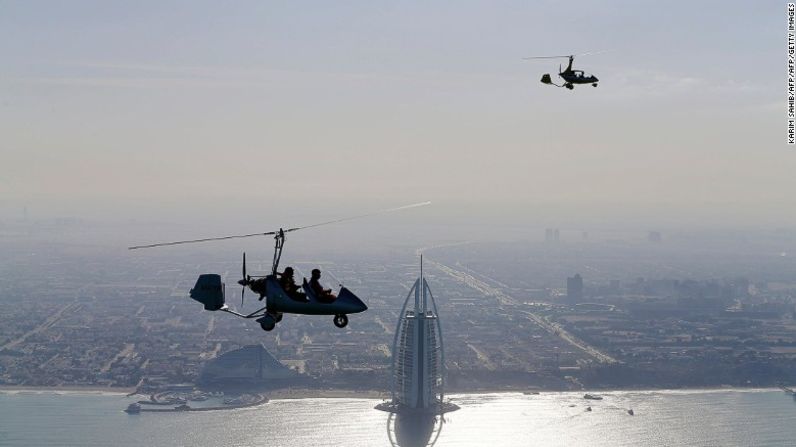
[333,314,348,328]
[592,83,598,87]
[258,315,276,331]
[565,84,574,90]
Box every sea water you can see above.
[1,389,794,446]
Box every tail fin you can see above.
[190,274,226,311]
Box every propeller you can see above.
[237,252,250,307]
[128,201,432,250]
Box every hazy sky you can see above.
[0,1,791,226]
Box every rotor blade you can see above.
[283,201,432,233]
[575,49,614,57]
[523,55,571,60]
[128,201,431,250]
[242,252,247,279]
[128,231,278,250]
[523,50,613,60]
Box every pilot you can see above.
[309,269,336,303]
[279,267,307,302]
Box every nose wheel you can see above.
[257,314,276,331]
[333,314,348,328]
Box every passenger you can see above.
[309,269,336,303]
[279,267,307,302]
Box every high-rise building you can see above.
[567,273,584,304]
[376,257,458,446]
[545,228,561,243]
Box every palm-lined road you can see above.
[423,256,618,365]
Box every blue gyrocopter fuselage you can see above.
[190,272,367,331]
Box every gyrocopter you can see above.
[129,201,430,332]
[524,52,603,90]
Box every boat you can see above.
[627,409,634,416]
[585,406,592,412]
[583,394,603,400]
[124,403,142,414]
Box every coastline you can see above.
[0,385,135,395]
[268,388,389,400]
[0,384,790,399]
[250,385,792,401]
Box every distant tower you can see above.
[545,228,561,243]
[376,256,458,446]
[567,273,583,304]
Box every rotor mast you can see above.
[271,229,285,276]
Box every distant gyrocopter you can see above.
[524,51,606,90]
[129,201,431,332]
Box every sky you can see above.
[0,1,791,229]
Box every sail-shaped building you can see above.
[376,258,458,446]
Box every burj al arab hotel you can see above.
[376,257,458,446]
